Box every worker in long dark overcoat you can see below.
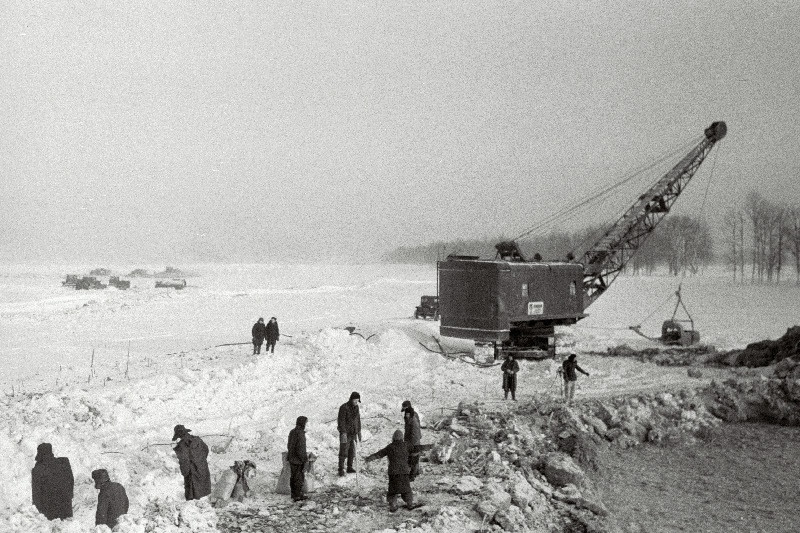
[172,424,211,500]
[31,443,74,520]
[401,400,422,481]
[337,391,362,476]
[501,354,520,401]
[365,430,429,512]
[287,416,308,501]
[92,469,129,529]
[252,318,266,355]
[265,317,280,354]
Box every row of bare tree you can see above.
[723,191,800,283]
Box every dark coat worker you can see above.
[287,416,309,501]
[252,318,266,354]
[501,355,520,400]
[337,391,362,476]
[31,443,74,520]
[402,401,422,480]
[172,424,211,500]
[365,430,429,512]
[92,469,129,529]
[265,317,280,353]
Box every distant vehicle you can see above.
[75,276,106,290]
[414,296,440,320]
[155,279,187,289]
[154,266,185,278]
[62,274,79,287]
[108,276,131,290]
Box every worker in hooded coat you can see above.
[501,354,520,400]
[265,317,280,354]
[401,400,422,481]
[365,430,429,512]
[31,443,74,520]
[172,424,211,500]
[92,469,129,529]
[337,391,362,476]
[252,318,266,355]
[287,416,308,501]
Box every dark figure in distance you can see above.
[501,354,519,401]
[337,391,362,476]
[31,443,74,520]
[287,416,308,501]
[92,469,129,529]
[402,400,422,481]
[562,353,590,403]
[265,317,280,354]
[365,430,429,512]
[252,317,266,355]
[172,424,211,500]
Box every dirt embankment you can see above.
[592,326,800,370]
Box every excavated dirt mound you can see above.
[727,326,800,367]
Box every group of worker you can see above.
[31,443,129,529]
[501,352,590,404]
[251,316,280,355]
[30,392,427,525]
[289,392,427,510]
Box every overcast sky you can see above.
[2,1,798,263]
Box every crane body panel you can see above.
[439,259,584,347]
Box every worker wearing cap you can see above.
[337,392,362,476]
[92,469,129,529]
[401,400,422,480]
[172,424,211,500]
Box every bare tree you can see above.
[786,206,800,284]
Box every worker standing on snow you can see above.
[401,400,422,481]
[31,443,74,520]
[364,430,429,512]
[337,391,362,477]
[287,416,309,502]
[172,424,212,500]
[92,469,129,529]
[501,354,520,401]
[252,317,266,355]
[562,353,590,404]
[265,317,280,354]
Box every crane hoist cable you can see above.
[512,134,703,241]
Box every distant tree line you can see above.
[723,191,800,284]
[383,215,715,276]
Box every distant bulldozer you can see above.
[109,276,131,290]
[75,276,106,290]
[155,279,187,289]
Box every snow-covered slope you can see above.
[1,263,798,531]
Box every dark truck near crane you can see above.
[438,121,726,359]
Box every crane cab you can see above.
[438,256,585,358]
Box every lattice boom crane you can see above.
[437,121,726,359]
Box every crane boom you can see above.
[581,121,726,305]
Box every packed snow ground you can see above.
[0,263,798,531]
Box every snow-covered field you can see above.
[1,263,798,532]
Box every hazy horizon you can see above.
[3,1,799,263]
